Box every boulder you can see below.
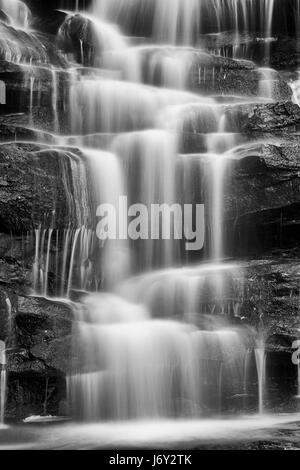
[57,13,96,66]
[225,138,300,220]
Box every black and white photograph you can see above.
[0,0,299,453]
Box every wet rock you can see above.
[0,60,69,124]
[0,288,73,420]
[0,9,10,24]
[181,101,300,147]
[0,22,67,66]
[57,13,100,66]
[0,142,88,231]
[225,138,300,220]
[13,296,72,371]
[202,33,300,71]
[241,255,300,352]
[189,54,292,100]
[2,294,72,419]
[227,102,300,134]
[269,37,300,70]
[6,371,66,421]
[0,258,30,289]
[218,138,300,257]
[180,136,300,257]
[30,9,69,36]
[0,122,56,143]
[0,234,34,295]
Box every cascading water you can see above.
[54,0,278,420]
[255,341,267,415]
[0,0,297,437]
[69,293,246,420]
[0,340,6,426]
[83,148,131,288]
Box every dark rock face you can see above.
[0,141,91,420]
[137,48,292,99]
[13,296,72,373]
[229,102,300,134]
[268,37,300,70]
[222,138,300,256]
[0,60,70,132]
[181,101,300,142]
[2,292,72,420]
[226,138,300,218]
[7,373,67,421]
[0,224,73,419]
[0,142,88,231]
[0,235,31,292]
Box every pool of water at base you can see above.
[1,414,300,450]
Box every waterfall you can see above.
[206,113,237,261]
[117,263,244,322]
[2,0,293,425]
[111,130,179,270]
[61,0,268,420]
[83,148,131,288]
[69,77,204,134]
[152,0,200,45]
[0,23,49,65]
[69,293,246,420]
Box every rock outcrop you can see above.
[0,0,299,421]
